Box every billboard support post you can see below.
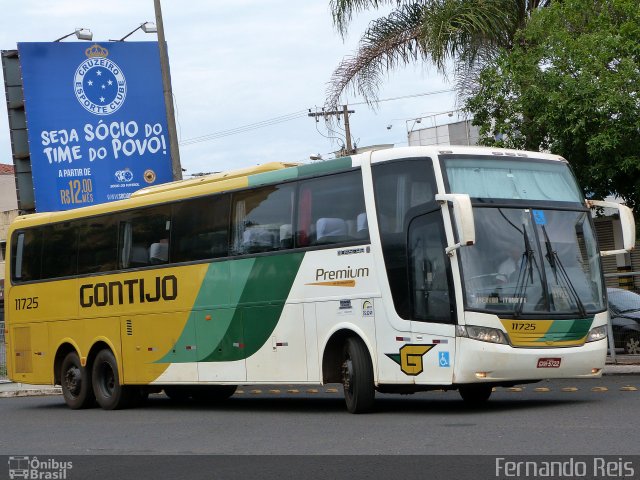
[154,0,182,181]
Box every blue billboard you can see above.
[17,42,173,212]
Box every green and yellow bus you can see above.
[4,146,634,412]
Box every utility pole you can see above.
[154,0,183,181]
[308,105,355,155]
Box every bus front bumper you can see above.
[452,337,607,384]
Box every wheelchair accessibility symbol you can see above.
[439,351,450,367]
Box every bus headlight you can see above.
[586,325,607,343]
[457,325,508,345]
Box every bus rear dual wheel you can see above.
[91,349,140,410]
[60,349,142,410]
[60,351,95,409]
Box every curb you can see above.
[0,387,61,398]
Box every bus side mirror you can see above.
[586,199,636,256]
[435,193,476,255]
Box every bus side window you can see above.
[231,184,294,255]
[12,229,43,282]
[296,170,368,247]
[78,216,118,274]
[372,158,437,320]
[119,206,171,269]
[41,222,79,279]
[171,194,230,262]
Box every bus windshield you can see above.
[457,207,604,315]
[442,156,604,315]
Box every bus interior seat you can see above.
[355,212,369,239]
[346,219,356,237]
[296,223,316,247]
[242,226,276,252]
[280,224,292,249]
[316,217,348,244]
[149,242,169,264]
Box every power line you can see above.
[179,88,455,147]
[179,110,308,146]
[349,88,455,106]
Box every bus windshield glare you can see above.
[444,156,604,316]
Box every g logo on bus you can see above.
[386,344,435,376]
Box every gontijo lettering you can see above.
[80,275,177,307]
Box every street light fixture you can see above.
[113,22,157,42]
[54,28,93,42]
[406,111,456,133]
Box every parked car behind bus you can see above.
[607,288,640,354]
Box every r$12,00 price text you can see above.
[60,179,94,206]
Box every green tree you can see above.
[466,0,640,206]
[326,0,550,107]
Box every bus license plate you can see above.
[537,358,561,368]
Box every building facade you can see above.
[1,163,19,323]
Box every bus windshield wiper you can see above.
[513,225,538,317]
[541,226,587,317]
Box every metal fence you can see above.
[0,321,6,381]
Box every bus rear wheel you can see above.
[92,349,133,410]
[458,384,493,404]
[60,351,95,409]
[341,337,375,413]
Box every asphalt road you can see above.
[0,375,638,458]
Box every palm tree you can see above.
[326,0,551,108]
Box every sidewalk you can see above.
[604,354,640,375]
[0,381,61,398]
[1,356,638,397]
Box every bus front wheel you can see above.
[92,349,133,410]
[60,351,95,409]
[458,384,493,404]
[341,337,375,413]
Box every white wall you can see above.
[0,175,17,211]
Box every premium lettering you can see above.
[80,275,177,307]
[315,266,369,282]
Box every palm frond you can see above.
[326,0,552,110]
[330,0,420,35]
[326,4,427,108]
[419,0,517,69]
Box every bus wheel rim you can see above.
[342,358,354,393]
[99,363,116,397]
[64,366,82,396]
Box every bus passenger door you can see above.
[407,211,456,384]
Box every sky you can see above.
[0,0,458,176]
